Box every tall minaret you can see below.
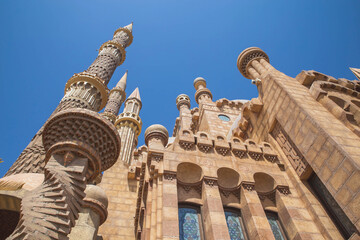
[115,87,142,164]
[6,23,133,176]
[101,71,128,123]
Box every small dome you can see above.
[193,77,206,90]
[84,184,108,208]
[144,124,169,146]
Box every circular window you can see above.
[218,114,230,121]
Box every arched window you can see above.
[224,208,248,240]
[265,211,287,240]
[133,103,138,113]
[178,204,204,240]
[126,101,133,112]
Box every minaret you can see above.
[115,87,142,164]
[101,71,128,123]
[6,23,133,176]
[194,77,213,105]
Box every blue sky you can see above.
[1,0,359,177]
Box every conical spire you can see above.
[125,22,133,32]
[116,70,128,90]
[128,87,141,101]
[350,67,360,80]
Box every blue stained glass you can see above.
[225,211,246,240]
[266,213,285,240]
[179,207,201,240]
[218,114,230,121]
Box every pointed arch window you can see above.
[265,211,287,240]
[178,204,204,240]
[224,208,248,240]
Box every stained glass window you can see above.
[224,210,247,240]
[266,211,287,240]
[218,114,230,121]
[178,206,203,240]
[308,173,356,239]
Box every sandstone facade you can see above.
[0,26,359,240]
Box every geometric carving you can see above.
[271,122,311,179]
[42,108,121,180]
[5,144,46,176]
[241,182,255,191]
[7,108,121,239]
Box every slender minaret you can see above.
[194,77,213,105]
[6,23,133,176]
[101,71,128,123]
[115,87,142,164]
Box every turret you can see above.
[176,94,192,131]
[115,87,142,164]
[194,77,213,104]
[102,71,128,123]
[236,47,271,82]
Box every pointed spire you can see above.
[116,70,128,90]
[128,87,141,101]
[350,67,360,80]
[125,22,133,32]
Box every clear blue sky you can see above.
[1,0,359,177]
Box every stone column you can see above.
[275,189,328,240]
[69,185,109,240]
[156,176,163,239]
[6,24,133,176]
[162,171,179,240]
[202,178,231,240]
[240,183,275,240]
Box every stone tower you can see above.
[1,26,360,240]
[116,87,142,165]
[101,71,128,123]
[5,23,134,176]
[98,87,143,239]
[0,24,134,239]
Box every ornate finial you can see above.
[237,47,269,79]
[176,94,191,110]
[113,23,134,47]
[116,70,128,90]
[125,22,133,32]
[350,67,360,80]
[144,124,169,147]
[128,87,141,102]
[193,77,206,90]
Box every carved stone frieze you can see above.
[163,171,176,182]
[241,182,255,191]
[203,177,217,187]
[178,180,202,195]
[271,122,311,179]
[219,186,241,199]
[198,143,213,153]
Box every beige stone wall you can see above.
[243,66,359,234]
[98,161,138,240]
